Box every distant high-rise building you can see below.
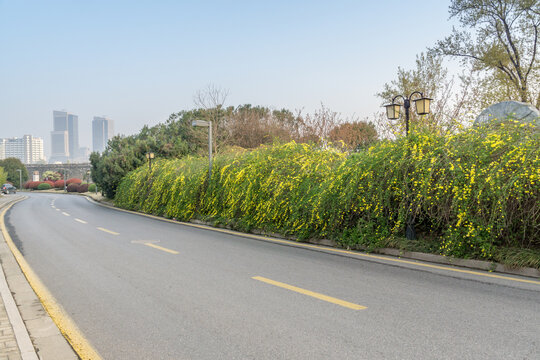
[92,116,114,153]
[50,131,69,163]
[0,139,5,160]
[0,135,45,164]
[51,110,79,162]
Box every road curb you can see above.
[0,196,87,359]
[82,194,540,280]
[0,195,40,360]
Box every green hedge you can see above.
[115,121,540,268]
[37,182,52,190]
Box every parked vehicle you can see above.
[1,184,16,194]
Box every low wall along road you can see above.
[25,163,92,181]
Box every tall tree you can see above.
[433,0,540,107]
[0,158,28,188]
[0,167,7,186]
[193,84,230,153]
[90,110,202,198]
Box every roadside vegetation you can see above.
[94,1,540,269]
[0,167,7,185]
[23,178,94,193]
[0,158,28,188]
[90,104,377,199]
[115,121,540,269]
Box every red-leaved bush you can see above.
[66,178,82,185]
[44,180,55,187]
[66,183,79,192]
[77,183,89,193]
[27,181,42,190]
[54,180,65,188]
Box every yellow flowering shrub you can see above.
[115,121,540,267]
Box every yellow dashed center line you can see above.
[62,212,70,217]
[75,219,87,224]
[97,227,119,236]
[143,242,179,254]
[252,276,367,310]
[91,198,540,286]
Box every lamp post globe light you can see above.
[146,152,155,171]
[191,119,213,179]
[384,91,432,241]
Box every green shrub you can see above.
[88,184,97,192]
[115,121,540,267]
[37,183,52,190]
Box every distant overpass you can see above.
[25,163,92,181]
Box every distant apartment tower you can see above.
[50,110,79,163]
[0,135,45,164]
[92,116,114,153]
[50,131,69,163]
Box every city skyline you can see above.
[0,1,459,158]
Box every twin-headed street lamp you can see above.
[384,91,432,240]
[384,92,432,136]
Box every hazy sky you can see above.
[0,0,458,157]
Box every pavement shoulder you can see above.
[0,195,78,360]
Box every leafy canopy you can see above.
[0,158,28,188]
[432,0,540,106]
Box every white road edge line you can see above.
[0,258,39,360]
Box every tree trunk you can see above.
[518,82,529,103]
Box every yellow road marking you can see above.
[253,276,366,310]
[97,227,119,235]
[75,218,87,224]
[1,200,103,360]
[143,242,179,255]
[88,198,540,286]
[62,212,70,216]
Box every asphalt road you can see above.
[5,193,540,359]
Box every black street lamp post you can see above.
[384,91,432,136]
[384,91,432,240]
